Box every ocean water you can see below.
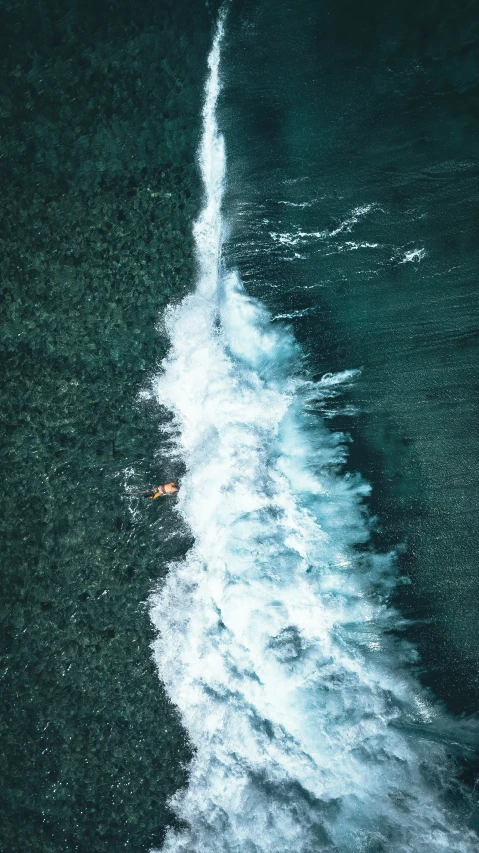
[148,8,478,852]
[0,2,219,851]
[220,0,479,710]
[2,1,478,851]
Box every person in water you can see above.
[149,482,178,499]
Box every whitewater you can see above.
[148,13,477,853]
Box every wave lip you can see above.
[149,12,477,853]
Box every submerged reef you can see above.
[0,2,220,851]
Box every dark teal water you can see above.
[222,0,479,712]
[1,1,478,850]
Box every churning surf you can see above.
[149,11,477,853]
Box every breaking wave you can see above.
[148,12,477,852]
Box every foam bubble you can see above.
[399,247,427,263]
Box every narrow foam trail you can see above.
[149,14,476,853]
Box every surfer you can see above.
[130,482,178,498]
[149,482,178,499]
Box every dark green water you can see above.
[0,2,219,850]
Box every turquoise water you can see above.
[1,1,478,851]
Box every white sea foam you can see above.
[269,206,376,252]
[148,13,476,853]
[341,241,379,250]
[278,199,319,208]
[269,229,328,246]
[272,307,317,320]
[328,204,375,237]
[399,247,427,263]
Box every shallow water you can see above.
[0,2,219,850]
